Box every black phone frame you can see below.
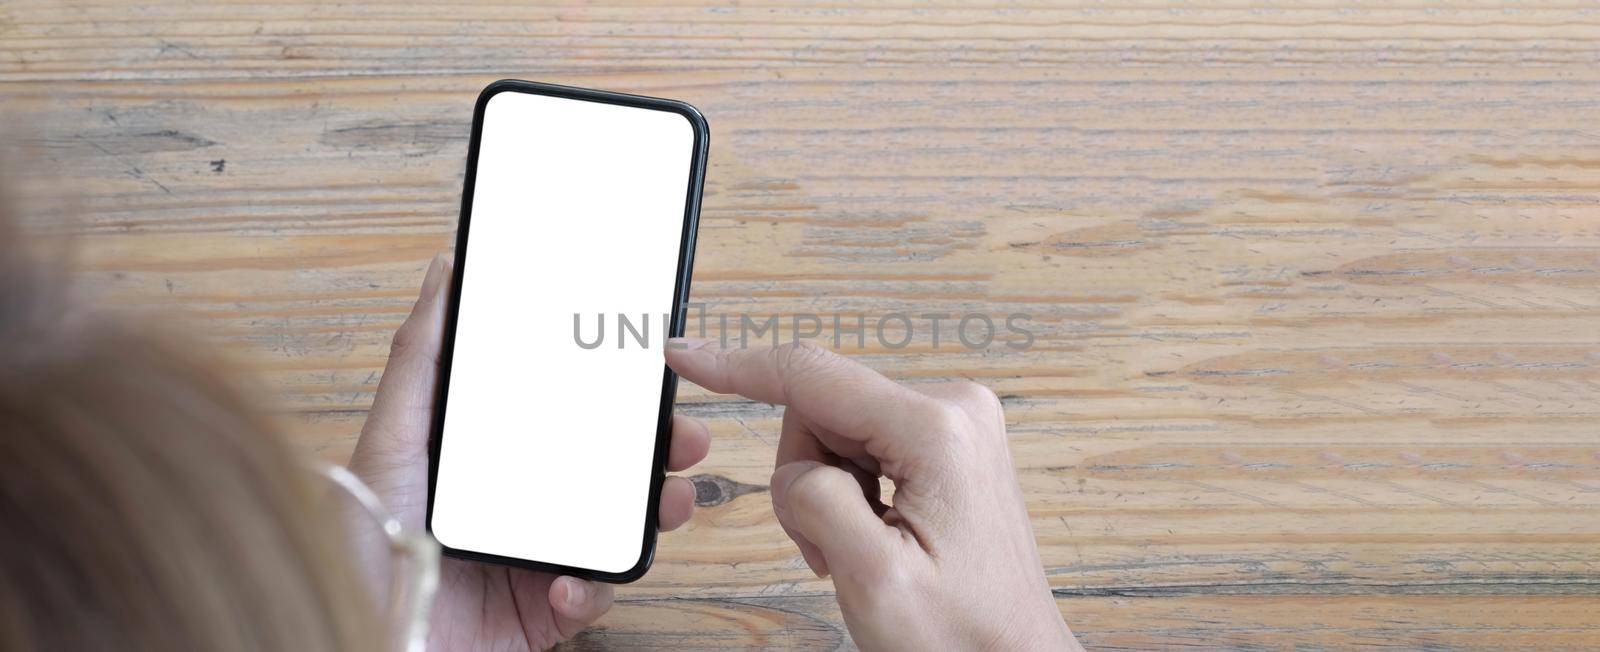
[425,79,708,583]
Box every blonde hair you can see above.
[0,183,376,650]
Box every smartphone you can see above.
[426,80,707,582]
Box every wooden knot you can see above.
[689,474,766,507]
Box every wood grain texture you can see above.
[3,2,1599,649]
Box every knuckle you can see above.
[932,399,971,431]
[770,340,835,390]
[950,379,1000,410]
[389,321,415,356]
[915,383,1011,456]
[772,339,831,372]
[919,400,971,442]
[387,315,439,367]
[854,548,921,600]
[926,381,1005,447]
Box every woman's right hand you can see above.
[666,339,1081,651]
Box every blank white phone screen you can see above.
[431,90,695,574]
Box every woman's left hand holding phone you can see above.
[349,252,714,650]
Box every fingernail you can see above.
[770,460,823,509]
[667,337,713,352]
[420,252,448,297]
[564,579,587,608]
[436,255,453,298]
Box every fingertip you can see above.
[770,462,830,577]
[666,336,712,351]
[770,460,898,584]
[664,338,718,384]
[403,253,452,336]
[420,252,448,297]
[551,576,581,613]
[667,415,712,471]
[550,576,612,623]
[769,460,825,512]
[658,475,696,531]
[664,337,711,361]
[434,251,455,298]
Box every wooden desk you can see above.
[4,3,1598,648]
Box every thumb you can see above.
[352,252,451,470]
[771,461,904,585]
[549,575,615,640]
